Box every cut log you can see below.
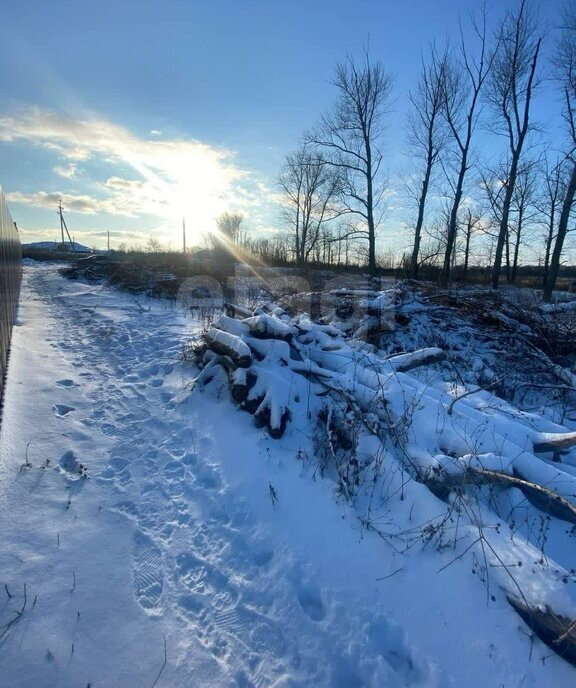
[254,401,290,439]
[204,328,252,368]
[533,431,576,454]
[224,302,253,319]
[508,596,576,668]
[230,367,256,404]
[243,314,295,340]
[212,315,249,337]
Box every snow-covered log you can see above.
[533,431,576,454]
[224,302,254,319]
[212,315,249,338]
[385,347,446,373]
[204,328,252,368]
[243,314,295,340]
[243,366,290,438]
[540,300,576,314]
[230,367,254,404]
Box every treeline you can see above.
[267,0,576,300]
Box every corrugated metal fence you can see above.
[0,186,22,419]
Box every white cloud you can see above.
[7,190,138,217]
[0,106,276,236]
[104,176,145,191]
[53,163,77,179]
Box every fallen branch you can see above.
[427,467,576,525]
[448,377,505,415]
[0,583,27,642]
[508,595,576,668]
[149,634,167,688]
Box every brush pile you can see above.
[192,290,576,666]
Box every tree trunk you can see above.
[543,161,576,301]
[463,214,472,280]
[505,226,511,283]
[542,207,555,289]
[492,156,519,289]
[441,162,466,288]
[491,37,541,289]
[510,208,523,284]
[366,140,376,276]
[411,153,434,279]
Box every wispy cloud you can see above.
[6,190,138,217]
[53,163,77,179]
[0,106,276,236]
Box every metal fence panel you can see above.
[0,186,22,420]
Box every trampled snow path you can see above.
[0,265,434,687]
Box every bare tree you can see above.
[487,0,543,289]
[278,147,343,267]
[544,2,576,300]
[406,45,449,278]
[306,50,393,275]
[459,207,487,280]
[440,8,493,287]
[146,237,163,253]
[216,212,243,244]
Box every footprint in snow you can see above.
[53,404,76,417]
[111,500,139,519]
[56,378,76,387]
[163,460,186,481]
[194,462,222,491]
[176,551,227,594]
[182,452,198,468]
[131,530,164,613]
[252,545,274,568]
[296,584,326,622]
[58,450,85,477]
[367,616,423,685]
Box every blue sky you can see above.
[0,0,564,251]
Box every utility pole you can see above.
[182,218,186,254]
[57,200,75,252]
[58,200,65,249]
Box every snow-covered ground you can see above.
[0,264,575,687]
